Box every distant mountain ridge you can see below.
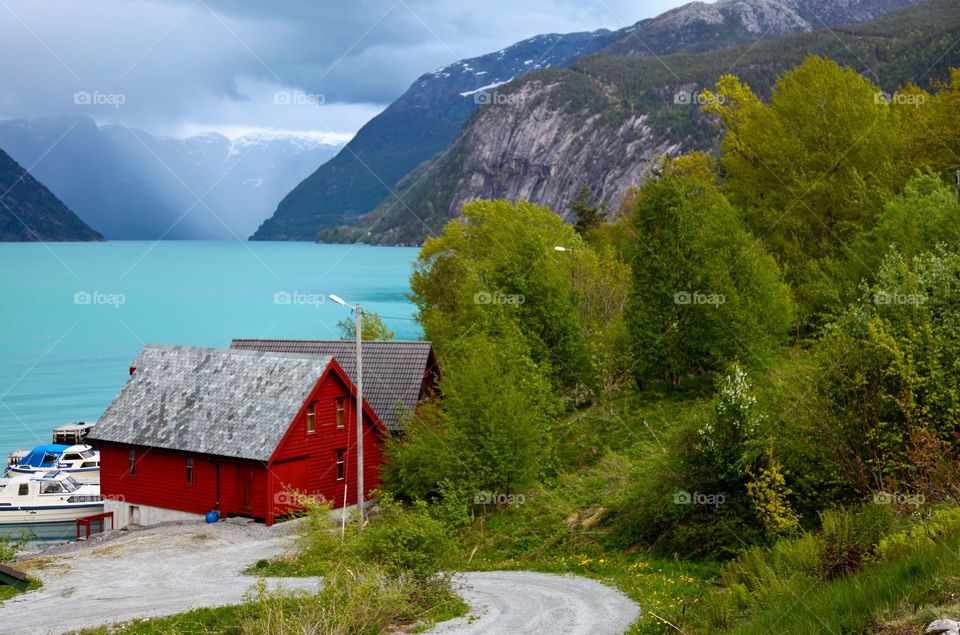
[0,117,341,240]
[250,28,625,240]
[253,0,925,242]
[0,147,103,242]
[602,0,925,56]
[329,0,957,245]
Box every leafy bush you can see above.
[353,499,456,580]
[385,331,558,501]
[817,248,960,494]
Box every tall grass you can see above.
[695,506,960,633]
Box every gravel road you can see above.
[0,521,320,634]
[428,570,641,635]
[0,522,640,635]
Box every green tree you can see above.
[849,172,960,281]
[384,332,558,501]
[337,310,395,341]
[706,56,901,323]
[570,185,605,235]
[900,69,960,180]
[410,199,587,389]
[625,154,794,386]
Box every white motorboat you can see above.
[0,471,103,541]
[7,443,100,480]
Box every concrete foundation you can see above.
[105,499,206,529]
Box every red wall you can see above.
[99,363,385,525]
[98,444,268,518]
[269,366,383,521]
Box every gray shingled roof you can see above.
[230,340,435,432]
[88,345,334,461]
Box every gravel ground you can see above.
[427,570,642,635]
[0,520,320,634]
[0,522,641,635]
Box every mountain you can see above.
[250,29,626,241]
[253,0,925,242]
[331,0,959,245]
[602,0,926,57]
[0,117,341,240]
[0,147,103,242]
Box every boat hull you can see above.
[0,504,104,542]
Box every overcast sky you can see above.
[0,0,691,141]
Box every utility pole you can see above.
[354,304,364,529]
[329,294,365,531]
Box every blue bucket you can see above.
[205,510,220,523]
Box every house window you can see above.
[336,450,345,480]
[129,450,136,476]
[186,458,194,485]
[335,398,346,429]
[307,402,316,434]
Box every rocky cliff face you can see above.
[445,80,681,223]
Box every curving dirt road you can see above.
[0,522,640,635]
[0,521,320,634]
[429,570,641,635]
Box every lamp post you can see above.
[328,294,364,529]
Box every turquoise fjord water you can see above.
[0,241,421,455]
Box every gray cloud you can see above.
[0,0,689,137]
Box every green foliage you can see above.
[0,533,23,562]
[745,440,799,535]
[411,199,588,389]
[901,68,960,178]
[849,172,960,281]
[698,364,765,480]
[706,57,901,323]
[89,563,466,635]
[336,310,395,341]
[569,185,605,235]
[354,498,456,580]
[625,155,793,386]
[385,331,558,501]
[817,248,960,493]
[697,504,897,631]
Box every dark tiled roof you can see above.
[88,345,333,461]
[230,340,435,432]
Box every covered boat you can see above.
[7,444,100,480]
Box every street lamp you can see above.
[328,293,365,529]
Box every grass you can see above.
[730,528,960,634]
[438,384,721,633]
[0,579,41,603]
[79,569,468,635]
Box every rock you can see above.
[926,618,960,635]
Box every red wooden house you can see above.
[88,345,388,526]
